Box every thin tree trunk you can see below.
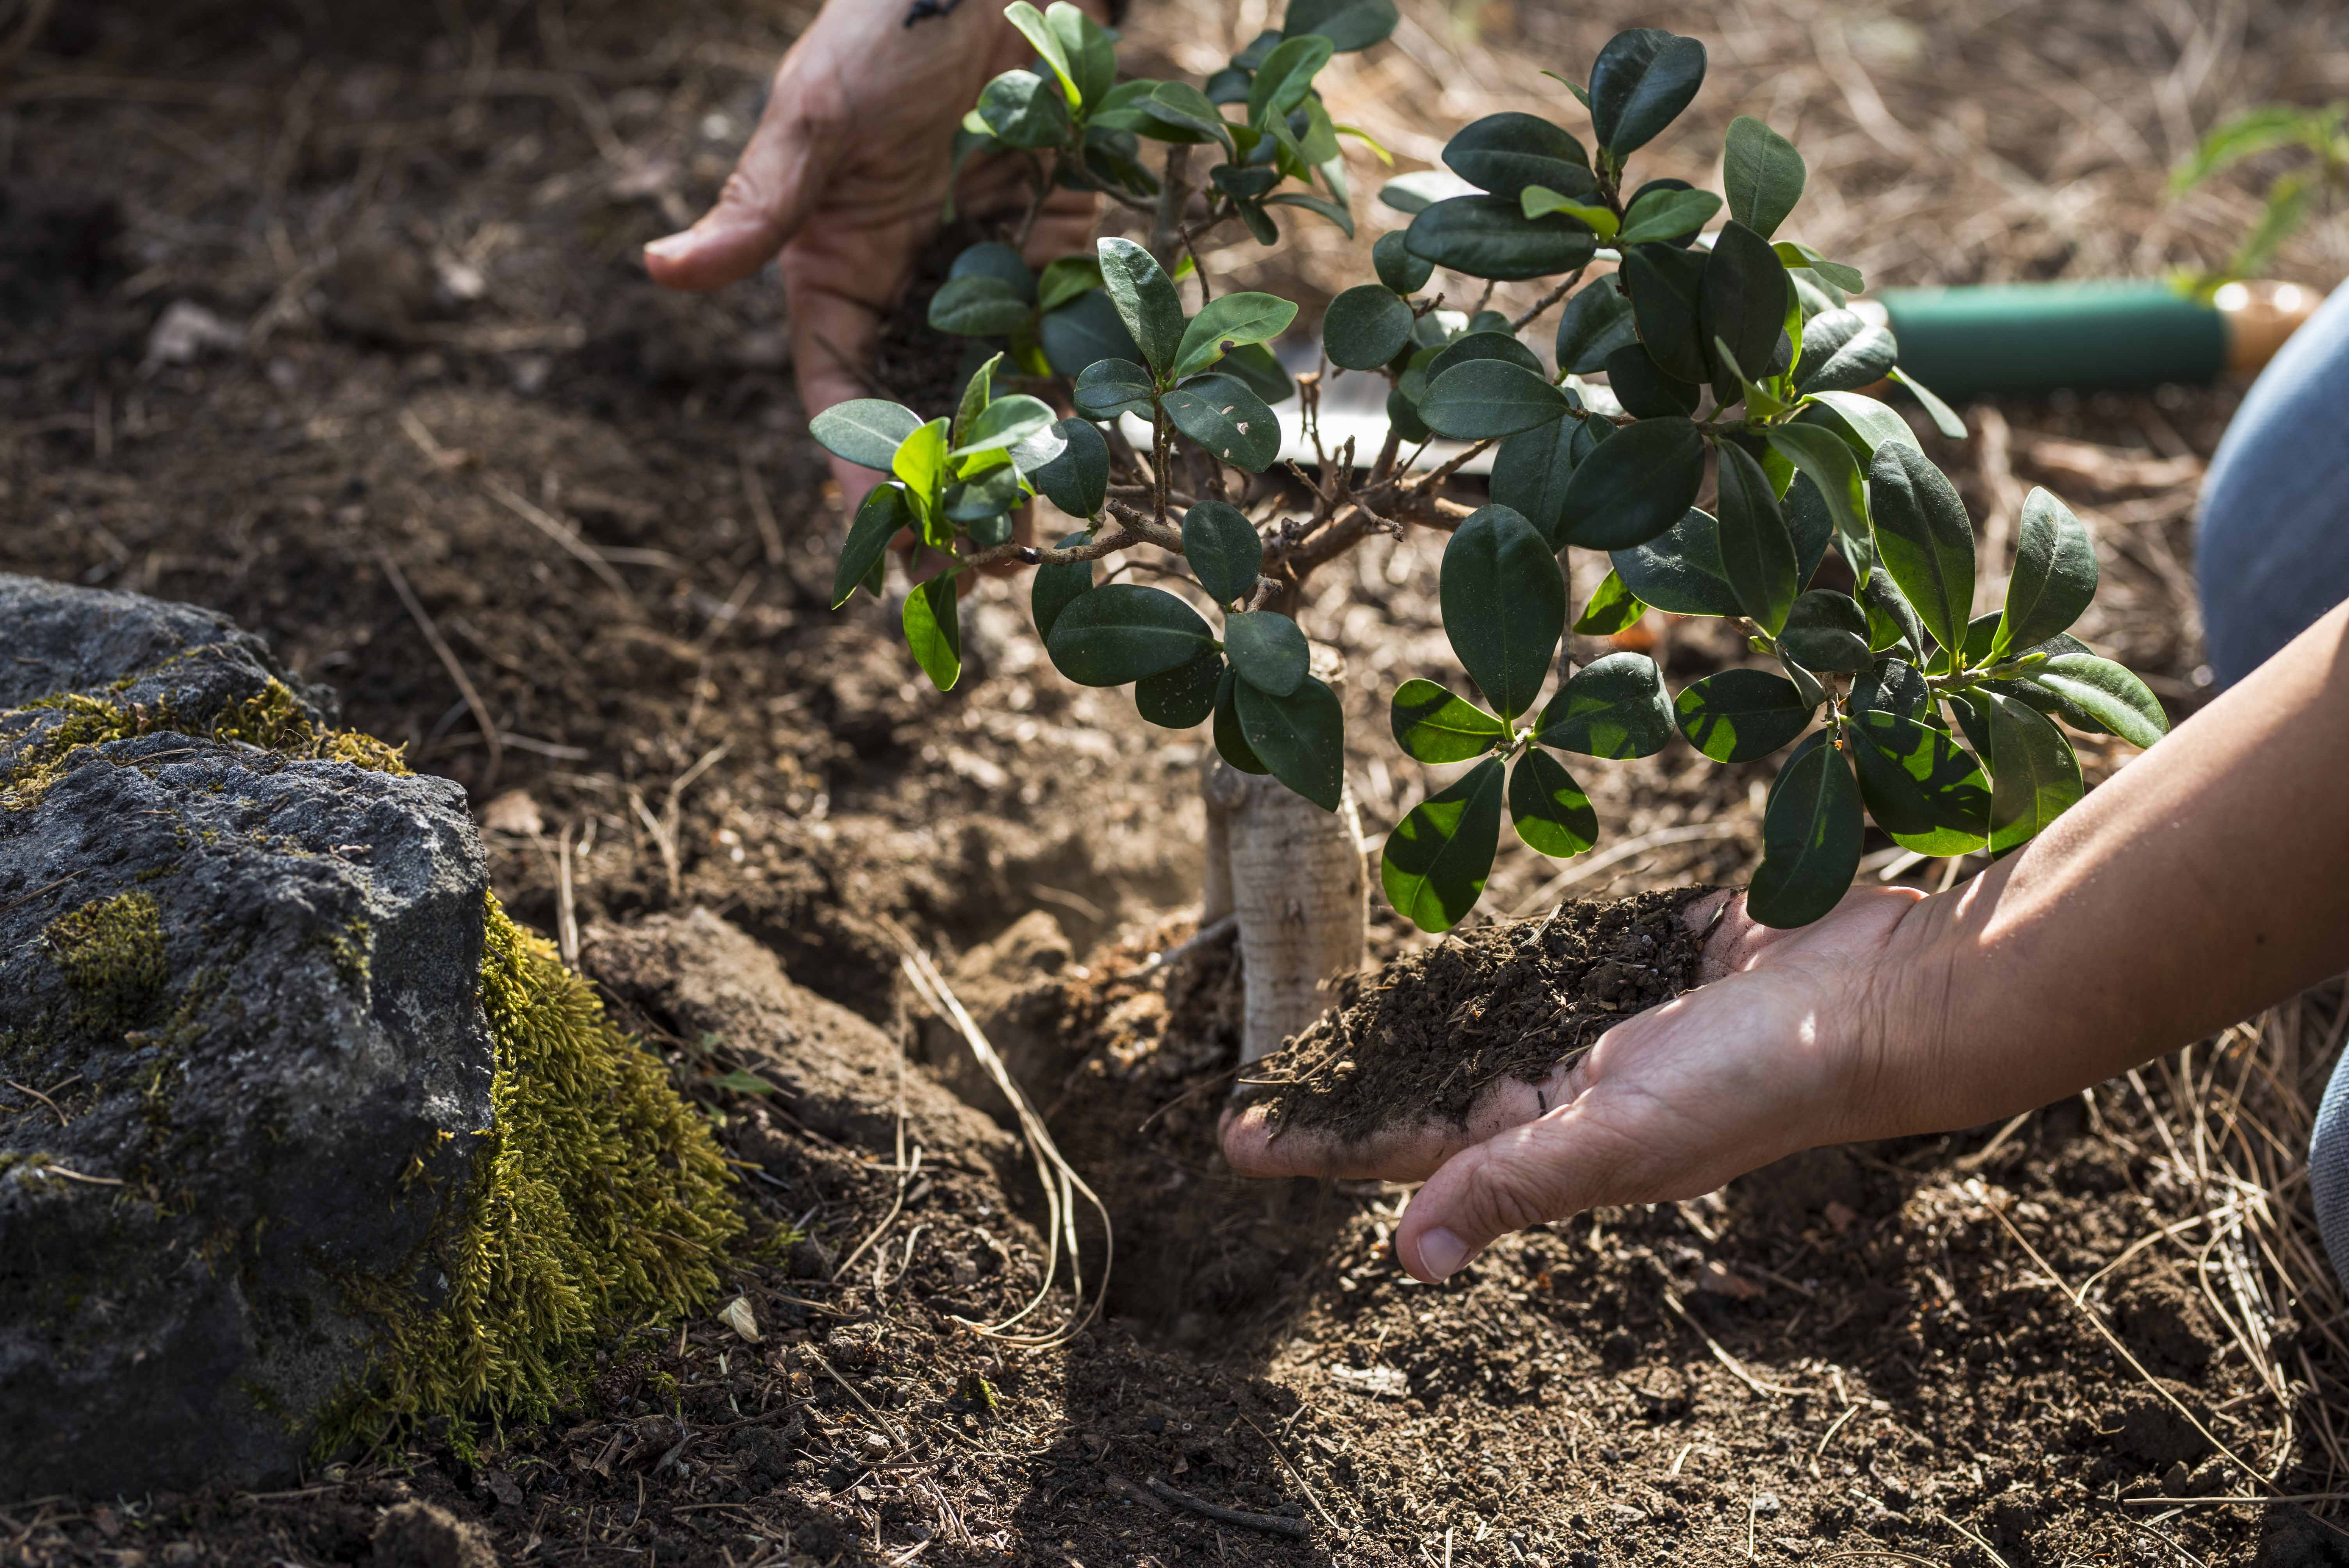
[1202,761,1366,1064]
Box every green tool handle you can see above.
[1878,281,2227,399]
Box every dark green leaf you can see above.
[2019,654,2168,749]
[1616,185,1721,245]
[1164,374,1283,470]
[1620,242,1708,383]
[1588,28,1707,158]
[1182,501,1264,604]
[1005,1,1081,107]
[1420,358,1574,440]
[1700,220,1791,398]
[1797,389,1918,458]
[1443,112,1595,201]
[1148,81,1236,153]
[1283,0,1398,50]
[811,399,923,472]
[1777,648,1826,711]
[1746,732,1863,928]
[1323,283,1415,369]
[1096,237,1186,376]
[1224,609,1310,696]
[832,484,909,608]
[1405,195,1598,283]
[1778,590,1873,672]
[1428,330,1543,381]
[1535,651,1672,758]
[1510,749,1598,857]
[1386,384,1431,444]
[1889,367,1967,440]
[1492,413,1586,550]
[1764,424,1870,573]
[1572,569,1648,636]
[943,466,1023,524]
[1674,667,1814,761]
[1850,709,1989,846]
[1868,442,1975,666]
[1046,583,1217,686]
[1985,692,2082,852]
[1235,673,1346,810]
[1136,650,1224,729]
[1440,504,1566,719]
[1603,342,1699,418]
[1851,657,1931,722]
[1996,487,2097,655]
[904,572,963,691]
[1860,565,1926,657]
[1611,508,1739,617]
[948,242,1037,299]
[1071,356,1156,420]
[1173,291,1299,381]
[1039,289,1143,377]
[1048,0,1117,105]
[1391,677,1506,763]
[1559,415,1707,551]
[1262,187,1355,237]
[1795,308,1896,393]
[1772,241,1864,295]
[1555,280,1639,375]
[1213,667,1271,773]
[1233,196,1280,245]
[1374,231,1434,294]
[1381,757,1506,932]
[1248,34,1334,125]
[1221,340,1298,406]
[1030,418,1109,518]
[978,69,1072,149]
[1714,440,1798,634]
[1211,161,1281,200]
[1722,115,1804,239]
[1032,529,1095,640]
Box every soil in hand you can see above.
[1245,887,1716,1143]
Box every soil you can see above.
[1245,891,1716,1143]
[5,2,2349,1566]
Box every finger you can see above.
[1219,1059,1573,1182]
[645,64,847,292]
[1393,1098,1657,1283]
[787,279,892,495]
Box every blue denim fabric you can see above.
[2200,287,2349,1287]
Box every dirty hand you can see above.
[1221,886,1939,1284]
[642,0,1102,502]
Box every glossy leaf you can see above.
[1405,195,1598,282]
[1212,668,1271,773]
[1772,241,1865,295]
[979,69,1073,148]
[1374,230,1433,294]
[1046,583,1217,686]
[1172,291,1299,381]
[1440,504,1566,719]
[1096,237,1186,376]
[1323,283,1415,369]
[1764,423,1870,572]
[1381,757,1506,933]
[1182,501,1264,604]
[1859,565,1927,657]
[1048,1,1117,104]
[1420,359,1574,440]
[1555,280,1639,375]
[1390,677,1506,763]
[951,393,1057,459]
[1148,81,1235,153]
[1851,657,1932,722]
[1700,220,1791,398]
[1283,0,1399,52]
[1985,692,2082,852]
[1588,28,1707,158]
[1890,367,1967,440]
[1799,389,1918,458]
[1674,667,1813,761]
[1235,673,1346,811]
[1444,112,1595,201]
[1616,185,1721,244]
[1714,440,1798,634]
[1136,650,1224,729]
[1534,652,1673,759]
[1722,115,1804,239]
[1850,709,1989,848]
[1559,415,1707,551]
[811,399,923,472]
[1223,341,1298,407]
[1030,419,1109,518]
[1795,308,1896,393]
[1746,732,1863,928]
[1005,1,1082,107]
[1868,442,1975,666]
[1248,34,1335,126]
[1621,242,1708,383]
[1428,330,1543,381]
[1031,530,1096,641]
[832,484,909,608]
[1491,414,1584,549]
[1264,190,1357,238]
[1164,374,1282,470]
[1072,357,1156,420]
[1996,487,2098,656]
[1572,569,1648,636]
[1039,289,1143,378]
[1510,749,1599,857]
[1224,609,1310,697]
[1778,590,1873,672]
[2020,654,2168,749]
[1522,185,1618,236]
[904,573,963,692]
[1604,343,1699,419]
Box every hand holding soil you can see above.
[641,0,1101,501]
[1224,886,1930,1283]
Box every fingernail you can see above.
[1415,1227,1469,1281]
[644,232,693,262]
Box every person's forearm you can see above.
[1868,597,2349,1134]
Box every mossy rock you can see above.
[0,574,741,1493]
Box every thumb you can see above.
[645,67,845,292]
[1394,1099,1644,1283]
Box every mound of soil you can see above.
[1246,889,1715,1142]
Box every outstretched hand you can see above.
[644,0,1101,501]
[1221,886,1936,1283]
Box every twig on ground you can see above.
[376,549,502,793]
[1134,914,1237,975]
[1143,1478,1310,1539]
[1240,1416,1344,1534]
[1658,1279,1802,1397]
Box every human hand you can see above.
[644,0,1102,503]
[1221,886,1942,1283]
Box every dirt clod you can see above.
[369,1502,495,1568]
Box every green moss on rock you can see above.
[44,892,168,1034]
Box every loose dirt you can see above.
[1245,890,1715,1143]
